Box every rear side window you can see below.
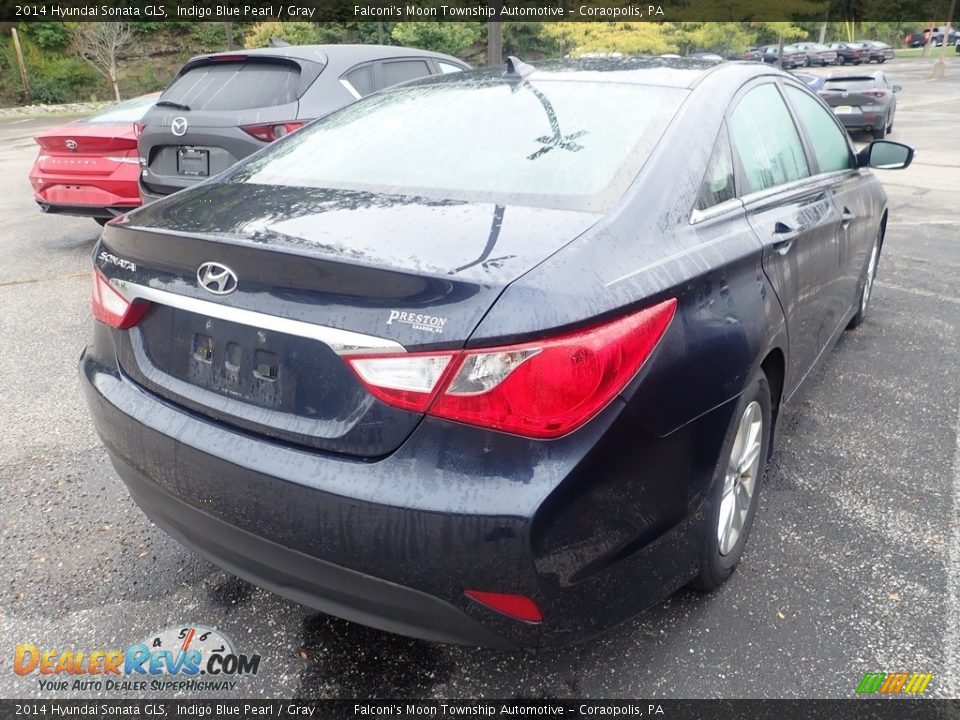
[784,86,853,174]
[381,60,432,88]
[729,84,809,194]
[235,80,687,210]
[161,62,300,111]
[438,62,465,74]
[696,125,736,211]
[343,64,375,96]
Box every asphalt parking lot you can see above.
[1,57,958,700]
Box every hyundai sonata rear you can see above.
[81,58,900,648]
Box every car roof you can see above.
[394,56,789,93]
[188,44,466,72]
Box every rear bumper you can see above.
[835,110,884,130]
[31,166,141,217]
[36,201,137,220]
[112,448,516,649]
[80,323,729,648]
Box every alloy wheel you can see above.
[718,401,763,556]
[861,240,879,315]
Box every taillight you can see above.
[241,122,307,143]
[464,590,543,623]
[91,269,149,329]
[345,299,677,439]
[863,90,887,98]
[133,122,144,139]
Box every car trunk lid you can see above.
[98,183,602,457]
[35,123,137,176]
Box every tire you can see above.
[847,231,881,329]
[837,55,846,65]
[872,121,887,140]
[878,57,886,63]
[94,218,109,227]
[886,113,894,133]
[690,372,772,593]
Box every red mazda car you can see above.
[29,93,157,225]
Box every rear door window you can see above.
[161,61,300,111]
[380,60,432,88]
[729,84,810,194]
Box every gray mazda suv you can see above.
[137,44,468,203]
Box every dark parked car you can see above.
[793,42,838,66]
[757,44,807,69]
[827,42,872,65]
[137,44,469,203]
[818,71,901,138]
[859,41,895,63]
[907,27,960,47]
[82,57,913,649]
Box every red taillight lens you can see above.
[464,590,543,623]
[241,122,307,143]
[863,90,887,98]
[91,269,149,329]
[345,299,677,439]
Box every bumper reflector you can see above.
[464,590,543,623]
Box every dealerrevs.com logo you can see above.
[855,672,934,695]
[13,625,261,693]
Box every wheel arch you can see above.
[759,347,786,459]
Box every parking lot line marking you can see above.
[0,271,86,288]
[875,282,960,305]
[948,402,960,697]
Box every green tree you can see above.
[542,22,676,57]
[390,22,481,57]
[669,22,758,55]
[243,22,344,48]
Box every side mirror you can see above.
[892,85,903,92]
[858,140,914,169]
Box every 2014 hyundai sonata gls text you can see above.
[81,57,913,650]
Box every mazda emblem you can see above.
[171,116,189,137]
[197,262,238,295]
[65,139,78,151]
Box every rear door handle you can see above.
[772,221,798,254]
[841,207,856,228]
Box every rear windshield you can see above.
[161,61,300,111]
[823,78,878,91]
[232,79,686,210]
[79,94,156,124]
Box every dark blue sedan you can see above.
[81,57,913,649]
